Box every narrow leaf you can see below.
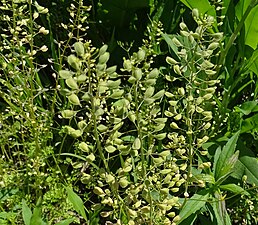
[220,184,249,196]
[22,200,32,225]
[55,218,75,225]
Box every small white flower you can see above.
[40,45,48,52]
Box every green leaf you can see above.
[234,101,258,115]
[193,174,215,184]
[178,191,209,224]
[215,131,240,180]
[241,113,258,133]
[236,0,258,49]
[220,184,249,196]
[179,0,216,18]
[66,187,87,221]
[161,33,179,59]
[22,200,32,225]
[30,198,45,225]
[55,218,75,225]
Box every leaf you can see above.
[220,184,249,196]
[236,0,258,49]
[66,187,87,221]
[55,218,75,225]
[215,131,240,180]
[161,33,179,59]
[178,191,209,224]
[179,0,216,18]
[234,101,258,115]
[241,113,258,133]
[22,200,32,225]
[193,174,215,184]
[30,198,45,225]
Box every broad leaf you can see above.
[55,218,75,225]
[220,184,249,196]
[234,101,258,115]
[22,200,32,225]
[241,113,258,133]
[66,187,87,221]
[215,131,240,180]
[178,191,209,224]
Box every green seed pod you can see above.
[82,92,91,101]
[154,133,167,140]
[167,212,176,218]
[172,37,182,47]
[205,87,216,93]
[70,129,82,138]
[154,118,167,123]
[178,87,185,96]
[78,120,87,130]
[144,86,155,98]
[106,174,115,184]
[59,70,73,79]
[99,52,110,64]
[78,142,89,152]
[203,93,213,100]
[106,65,117,74]
[205,70,216,75]
[170,122,179,129]
[133,68,142,81]
[153,90,165,100]
[132,137,141,150]
[166,56,178,65]
[95,108,105,117]
[97,124,108,132]
[202,111,212,117]
[192,8,199,18]
[128,76,136,83]
[93,186,105,196]
[164,110,174,117]
[160,169,172,174]
[196,97,203,105]
[145,79,156,86]
[141,206,150,213]
[105,145,116,153]
[208,42,219,50]
[107,79,121,89]
[153,157,164,165]
[169,100,177,106]
[77,74,87,83]
[109,89,124,99]
[68,93,80,106]
[174,114,182,121]
[66,77,78,90]
[128,209,137,218]
[147,68,159,79]
[99,44,108,55]
[173,65,182,75]
[123,59,132,71]
[137,49,146,61]
[74,42,85,57]
[180,22,188,30]
[204,116,213,121]
[165,92,174,98]
[67,54,81,71]
[180,30,189,37]
[207,80,219,86]
[164,174,172,183]
[143,98,155,105]
[96,63,106,72]
[128,111,136,123]
[157,203,167,210]
[61,109,77,119]
[203,122,211,130]
[196,106,204,113]
[119,177,129,188]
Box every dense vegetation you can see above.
[0,0,258,224]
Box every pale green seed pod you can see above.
[59,70,73,79]
[153,157,164,165]
[68,93,80,106]
[166,56,178,65]
[66,77,78,90]
[134,68,142,81]
[207,80,219,86]
[170,122,179,129]
[192,8,199,18]
[178,87,185,96]
[93,186,105,196]
[70,129,82,138]
[107,79,121,89]
[137,49,146,61]
[205,70,216,75]
[74,42,85,57]
[203,122,211,130]
[153,90,165,100]
[169,100,177,106]
[106,174,115,184]
[145,79,156,86]
[77,75,87,83]
[82,92,91,101]
[61,109,76,119]
[123,59,132,71]
[67,54,81,71]
[165,91,174,98]
[180,22,188,30]
[99,52,110,64]
[154,133,167,140]
[106,65,117,74]
[78,120,87,130]
[208,42,219,50]
[144,98,155,105]
[78,142,89,152]
[174,114,182,121]
[109,89,124,99]
[203,93,213,100]
[147,68,159,79]
[99,44,108,55]
[168,212,176,218]
[128,111,136,123]
[119,177,129,188]
[141,206,150,213]
[171,188,179,193]
[144,86,155,98]
[172,37,182,47]
[128,76,136,84]
[173,65,182,75]
[97,124,108,132]
[105,145,116,153]
[132,137,141,150]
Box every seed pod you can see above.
[128,76,136,83]
[169,100,177,106]
[67,54,81,71]
[172,37,182,47]
[109,89,124,99]
[106,65,117,74]
[207,80,219,86]
[196,97,203,105]
[144,98,155,105]
[154,133,167,140]
[208,42,219,50]
[144,86,155,98]
[166,56,178,65]
[59,70,73,79]
[119,177,129,188]
[205,87,216,93]
[128,209,137,218]
[153,90,165,100]
[68,93,81,106]
[141,206,150,213]
[153,157,164,165]
[78,120,87,130]
[105,145,116,153]
[202,111,212,117]
[180,30,189,37]
[147,68,159,79]
[178,87,185,96]
[170,122,179,129]
[154,118,167,123]
[95,108,104,117]
[66,77,78,89]
[82,92,91,101]
[205,70,216,75]
[203,122,211,130]
[93,186,105,196]
[174,114,182,121]
[70,129,82,138]
[192,8,199,18]
[137,49,146,61]
[168,212,176,218]
[97,124,108,132]
[77,74,87,83]
[99,44,108,55]
[107,79,121,89]
[74,42,85,57]
[61,109,77,119]
[106,174,115,184]
[173,65,182,75]
[145,79,156,86]
[134,68,142,80]
[99,52,110,64]
[123,59,132,71]
[132,137,141,150]
[203,93,213,100]
[180,22,188,30]
[165,91,174,98]
[128,111,136,123]
[78,142,89,152]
